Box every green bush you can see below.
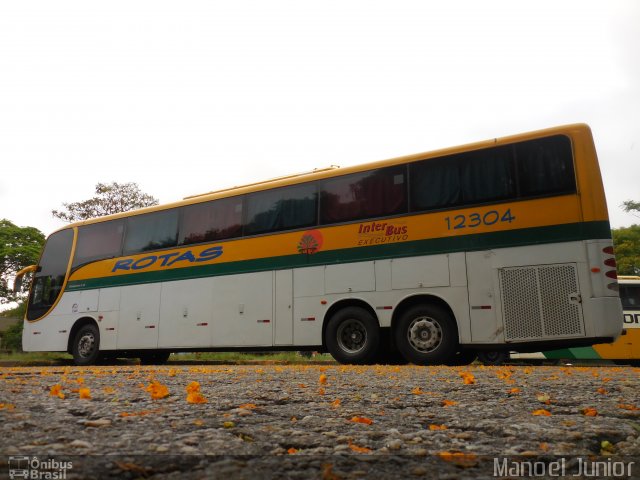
[2,321,23,352]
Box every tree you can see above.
[52,182,159,222]
[623,200,640,215]
[0,220,45,304]
[612,224,640,275]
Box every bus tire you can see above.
[446,349,477,366]
[477,351,510,365]
[395,304,457,365]
[71,323,101,366]
[325,307,379,365]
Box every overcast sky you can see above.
[1,0,638,236]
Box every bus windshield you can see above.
[27,228,74,321]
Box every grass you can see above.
[0,350,335,365]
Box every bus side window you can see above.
[515,135,576,197]
[320,166,406,224]
[620,285,640,309]
[180,197,243,245]
[73,220,125,267]
[123,210,179,255]
[245,183,317,235]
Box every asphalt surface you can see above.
[0,363,639,479]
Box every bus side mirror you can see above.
[13,265,37,294]
[13,276,23,294]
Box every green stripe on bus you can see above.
[543,346,601,360]
[543,348,576,359]
[65,220,611,291]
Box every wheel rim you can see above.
[77,332,96,358]
[407,316,442,353]
[336,319,367,354]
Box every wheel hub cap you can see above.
[337,319,367,354]
[78,333,95,358]
[408,317,442,353]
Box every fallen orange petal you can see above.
[49,384,65,399]
[79,387,91,400]
[186,381,201,394]
[459,372,475,385]
[582,407,598,417]
[438,451,478,468]
[319,374,328,385]
[429,424,448,431]
[349,416,373,425]
[187,391,208,404]
[532,409,552,416]
[348,441,372,453]
[146,381,169,400]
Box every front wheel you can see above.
[325,307,380,364]
[394,304,457,365]
[71,324,101,366]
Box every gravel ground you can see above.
[0,363,639,479]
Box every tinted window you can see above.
[410,135,575,212]
[73,220,124,268]
[245,184,317,235]
[515,135,575,197]
[27,229,74,320]
[320,166,406,224]
[411,146,514,211]
[620,285,640,309]
[180,197,243,245]
[123,210,179,255]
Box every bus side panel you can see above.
[158,278,214,348]
[274,270,294,346]
[293,266,326,346]
[117,284,161,350]
[467,250,502,343]
[23,292,89,352]
[23,314,72,351]
[97,287,121,351]
[211,271,273,347]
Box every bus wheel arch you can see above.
[322,299,380,364]
[392,295,460,365]
[68,317,101,366]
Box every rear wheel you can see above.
[395,304,457,365]
[446,349,478,366]
[325,307,379,364]
[71,324,101,366]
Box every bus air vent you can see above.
[499,264,585,341]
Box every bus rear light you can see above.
[591,267,601,273]
[604,258,617,268]
[602,246,615,255]
[605,271,618,279]
[607,282,619,292]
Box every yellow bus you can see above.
[15,123,623,365]
[480,276,638,366]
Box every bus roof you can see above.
[56,123,592,232]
